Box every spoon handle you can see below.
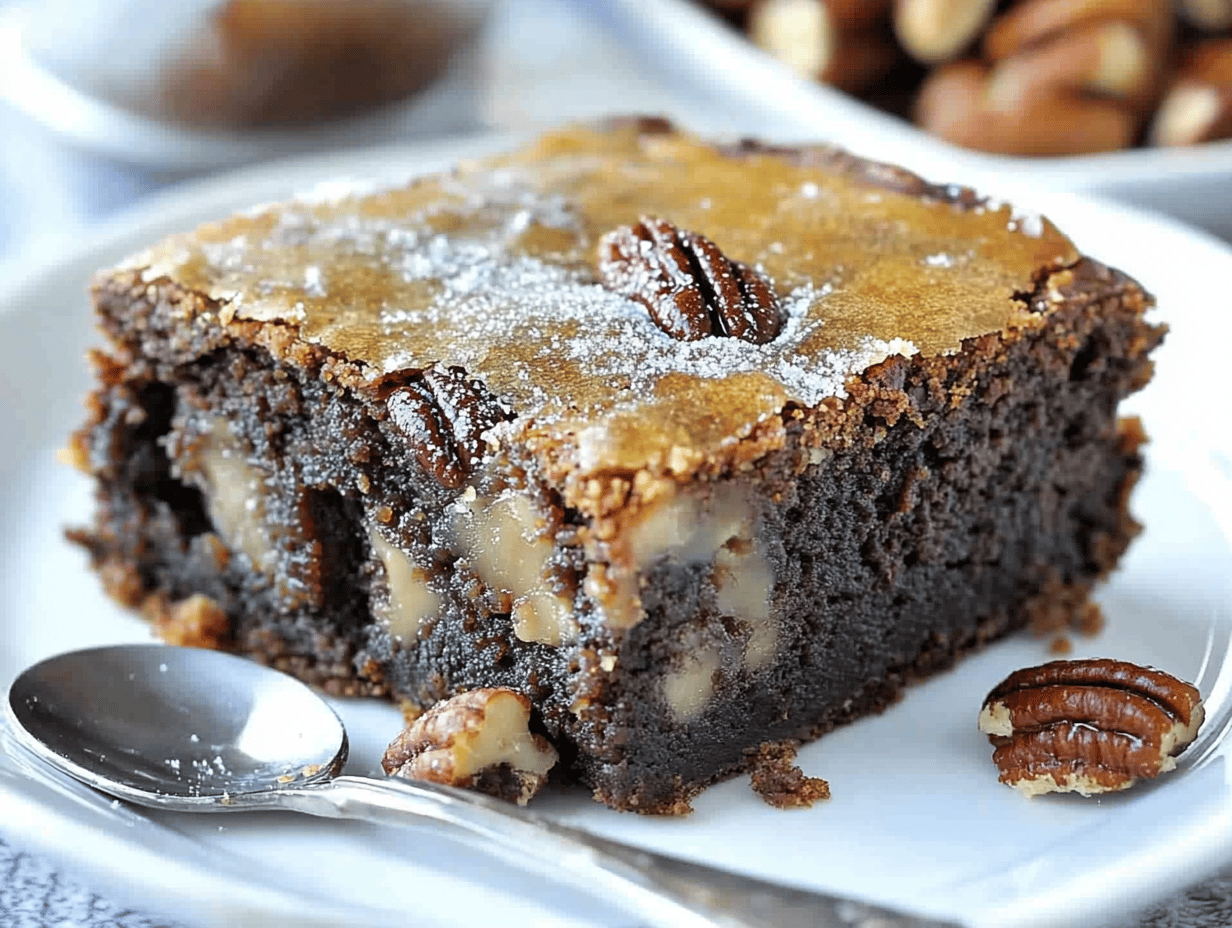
[279,774,957,928]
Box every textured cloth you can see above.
[0,834,178,928]
[2,827,1230,928]
[1138,881,1232,928]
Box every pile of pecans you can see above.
[705,0,1232,156]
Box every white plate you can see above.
[2,133,1232,928]
[589,0,1232,241]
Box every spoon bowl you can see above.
[4,643,954,928]
[7,644,345,805]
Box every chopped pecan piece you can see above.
[386,366,507,488]
[978,658,1205,797]
[381,687,558,805]
[597,215,783,345]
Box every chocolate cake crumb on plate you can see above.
[66,118,1163,814]
[748,741,831,809]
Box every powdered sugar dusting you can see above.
[979,197,1046,238]
[303,265,326,297]
[165,159,1009,428]
[438,167,581,233]
[1008,208,1044,238]
[375,222,913,407]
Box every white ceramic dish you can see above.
[1,133,1232,928]
[589,0,1232,241]
[0,0,490,172]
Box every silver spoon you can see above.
[4,643,955,928]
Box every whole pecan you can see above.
[978,658,1205,796]
[893,0,995,65]
[750,0,902,94]
[914,0,1174,156]
[1149,37,1232,146]
[597,216,783,345]
[387,365,507,488]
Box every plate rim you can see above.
[2,131,1232,928]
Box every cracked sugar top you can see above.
[115,121,1079,475]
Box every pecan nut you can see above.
[1178,0,1232,31]
[387,365,508,489]
[914,0,1174,156]
[978,658,1205,796]
[894,0,996,65]
[1149,37,1232,146]
[382,688,559,805]
[597,216,783,345]
[749,0,902,94]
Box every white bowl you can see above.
[0,0,492,173]
[589,0,1232,240]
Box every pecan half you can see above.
[382,688,558,805]
[597,216,783,344]
[386,366,507,488]
[978,658,1205,797]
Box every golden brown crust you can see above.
[104,122,1079,501]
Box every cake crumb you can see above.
[56,440,90,472]
[399,698,424,726]
[748,741,830,809]
[152,593,231,649]
[1075,601,1105,636]
[1024,570,1105,637]
[1049,634,1073,655]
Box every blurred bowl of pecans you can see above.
[716,0,1232,155]
[594,0,1232,239]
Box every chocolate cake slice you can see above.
[68,120,1163,813]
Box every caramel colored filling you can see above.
[193,419,275,573]
[369,527,441,643]
[663,642,723,723]
[450,491,577,646]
